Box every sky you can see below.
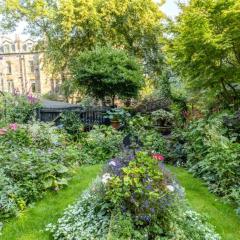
[160,0,181,18]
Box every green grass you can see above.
[0,165,102,240]
[168,165,240,240]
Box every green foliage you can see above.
[128,115,167,154]
[169,206,221,240]
[108,211,136,240]
[105,152,173,232]
[168,165,240,240]
[48,145,221,240]
[0,94,41,124]
[106,108,130,122]
[46,179,111,240]
[168,0,240,107]
[0,165,102,240]
[79,125,123,164]
[171,116,240,211]
[151,109,174,126]
[1,0,164,81]
[70,47,144,102]
[0,123,82,221]
[60,111,84,140]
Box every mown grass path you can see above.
[1,165,102,240]
[168,165,240,240]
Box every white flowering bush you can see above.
[169,206,221,240]
[46,179,111,240]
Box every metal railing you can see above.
[37,106,111,126]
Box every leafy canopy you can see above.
[70,47,144,101]
[168,0,240,106]
[1,0,165,76]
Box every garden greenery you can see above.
[0,121,124,223]
[70,47,144,104]
[47,149,220,240]
[0,94,41,126]
[167,115,240,214]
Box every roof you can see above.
[41,99,81,109]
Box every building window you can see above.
[6,61,12,74]
[31,81,36,93]
[11,44,16,52]
[0,74,3,91]
[3,45,10,53]
[0,47,3,53]
[23,44,27,51]
[29,61,34,73]
[7,80,13,93]
[55,80,61,93]
[28,43,33,51]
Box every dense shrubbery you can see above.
[0,123,80,221]
[0,94,41,126]
[167,115,240,213]
[0,120,124,223]
[79,126,123,164]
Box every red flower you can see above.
[152,153,164,161]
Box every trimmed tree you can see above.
[70,47,144,105]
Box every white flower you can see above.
[166,185,175,192]
[102,173,112,184]
[109,161,116,167]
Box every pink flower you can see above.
[152,153,164,161]
[9,123,18,131]
[27,94,38,104]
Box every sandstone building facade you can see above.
[0,36,60,96]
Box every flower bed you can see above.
[47,148,221,240]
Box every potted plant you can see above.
[151,109,174,135]
[106,108,130,129]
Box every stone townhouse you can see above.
[0,35,61,96]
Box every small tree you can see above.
[70,47,144,105]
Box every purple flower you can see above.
[27,94,38,104]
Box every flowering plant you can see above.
[105,152,176,229]
[9,123,18,131]
[27,94,39,104]
[152,153,164,161]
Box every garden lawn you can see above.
[0,165,102,240]
[168,165,240,240]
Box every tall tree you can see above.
[1,0,165,78]
[168,0,240,107]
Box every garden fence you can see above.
[37,106,111,126]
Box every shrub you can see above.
[172,116,240,211]
[60,111,84,140]
[46,179,111,240]
[105,152,178,237]
[0,94,41,124]
[79,126,123,164]
[0,122,82,221]
[151,109,174,126]
[48,150,220,240]
[70,46,144,104]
